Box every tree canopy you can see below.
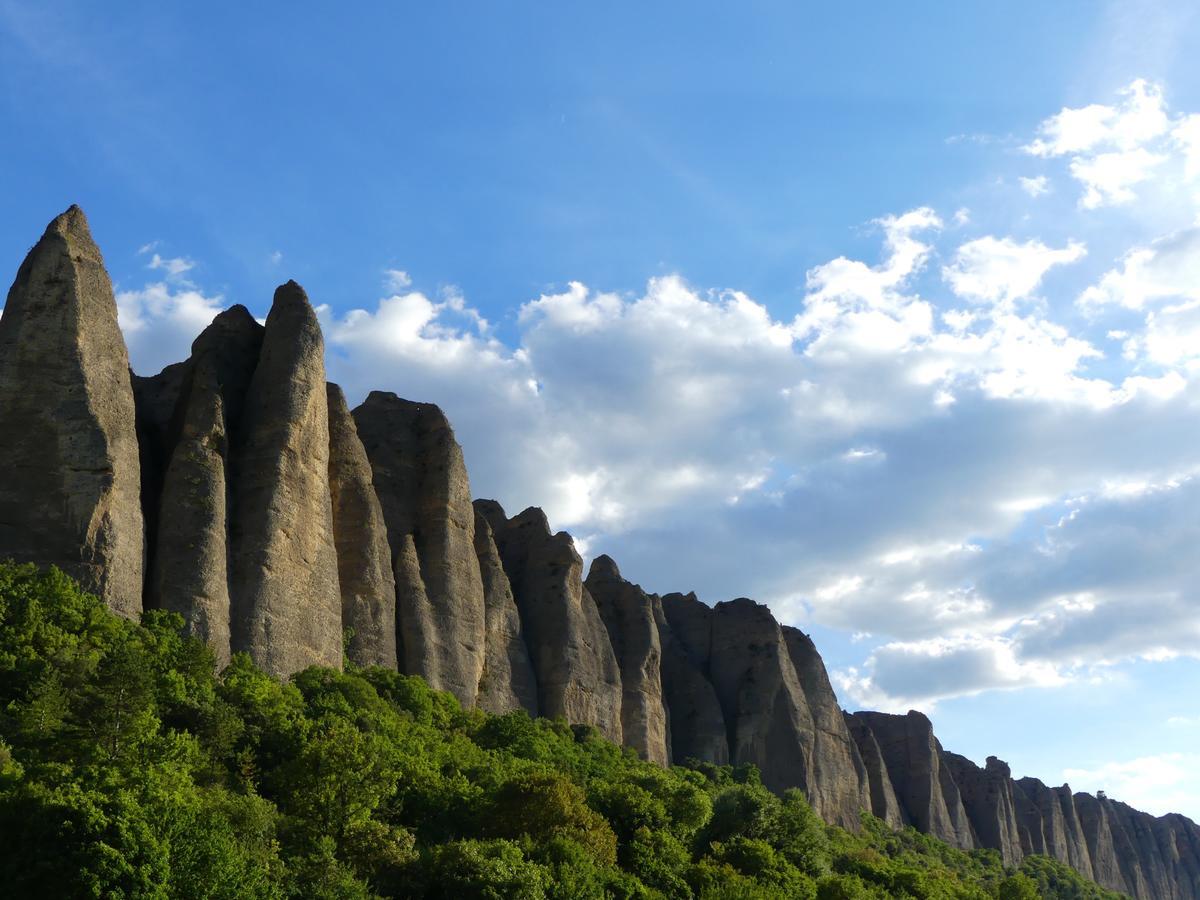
[0,561,1125,898]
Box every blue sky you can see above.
[4,1,1200,818]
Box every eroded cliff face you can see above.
[3,206,1198,900]
[352,392,487,705]
[0,206,143,618]
[586,555,671,765]
[476,500,623,743]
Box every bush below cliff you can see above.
[0,561,1124,899]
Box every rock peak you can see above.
[45,203,92,240]
[588,554,622,581]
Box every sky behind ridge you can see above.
[3,1,1200,819]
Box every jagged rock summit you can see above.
[2,206,1198,899]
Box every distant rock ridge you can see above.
[2,206,1197,900]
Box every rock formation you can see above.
[655,592,729,766]
[849,711,976,850]
[3,205,1199,899]
[781,627,873,830]
[326,383,397,669]
[586,555,671,765]
[353,391,487,705]
[228,281,342,674]
[144,306,264,666]
[473,510,539,715]
[477,501,623,743]
[0,206,143,617]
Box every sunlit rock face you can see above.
[0,206,144,618]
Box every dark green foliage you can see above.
[0,562,1128,898]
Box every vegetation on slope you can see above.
[0,561,1124,899]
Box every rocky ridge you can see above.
[2,207,1198,899]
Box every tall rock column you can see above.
[707,598,817,798]
[353,392,487,705]
[147,306,264,666]
[229,282,342,675]
[473,510,539,715]
[782,626,873,830]
[586,555,671,765]
[326,384,397,669]
[851,711,976,850]
[0,206,143,618]
[941,753,1024,866]
[659,591,730,765]
[844,711,906,828]
[476,500,623,742]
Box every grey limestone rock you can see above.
[850,711,976,850]
[473,510,539,715]
[586,555,671,765]
[326,383,397,669]
[146,306,263,666]
[476,500,623,742]
[229,282,342,675]
[656,592,729,765]
[707,597,816,798]
[353,392,486,705]
[0,206,144,617]
[781,626,873,830]
[941,753,1023,866]
[843,711,906,828]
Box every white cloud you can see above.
[1024,80,1179,208]
[1080,226,1200,310]
[1071,147,1166,208]
[117,281,227,376]
[1019,175,1050,197]
[383,268,412,291]
[1064,753,1200,818]
[943,236,1086,306]
[835,636,1067,712]
[138,243,195,283]
[1025,79,1170,158]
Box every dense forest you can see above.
[0,561,1124,899]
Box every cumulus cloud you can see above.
[1019,175,1050,197]
[834,637,1067,712]
[1024,79,1184,208]
[1064,753,1200,818]
[942,236,1086,306]
[117,281,226,376]
[1080,226,1200,310]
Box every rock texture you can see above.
[0,206,143,617]
[656,592,729,766]
[586,555,670,765]
[942,753,1023,866]
[844,711,906,828]
[473,510,539,715]
[850,711,976,850]
[145,306,264,666]
[781,627,873,830]
[477,501,623,742]
[326,383,397,669]
[4,206,1199,900]
[353,392,487,705]
[228,282,342,675]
